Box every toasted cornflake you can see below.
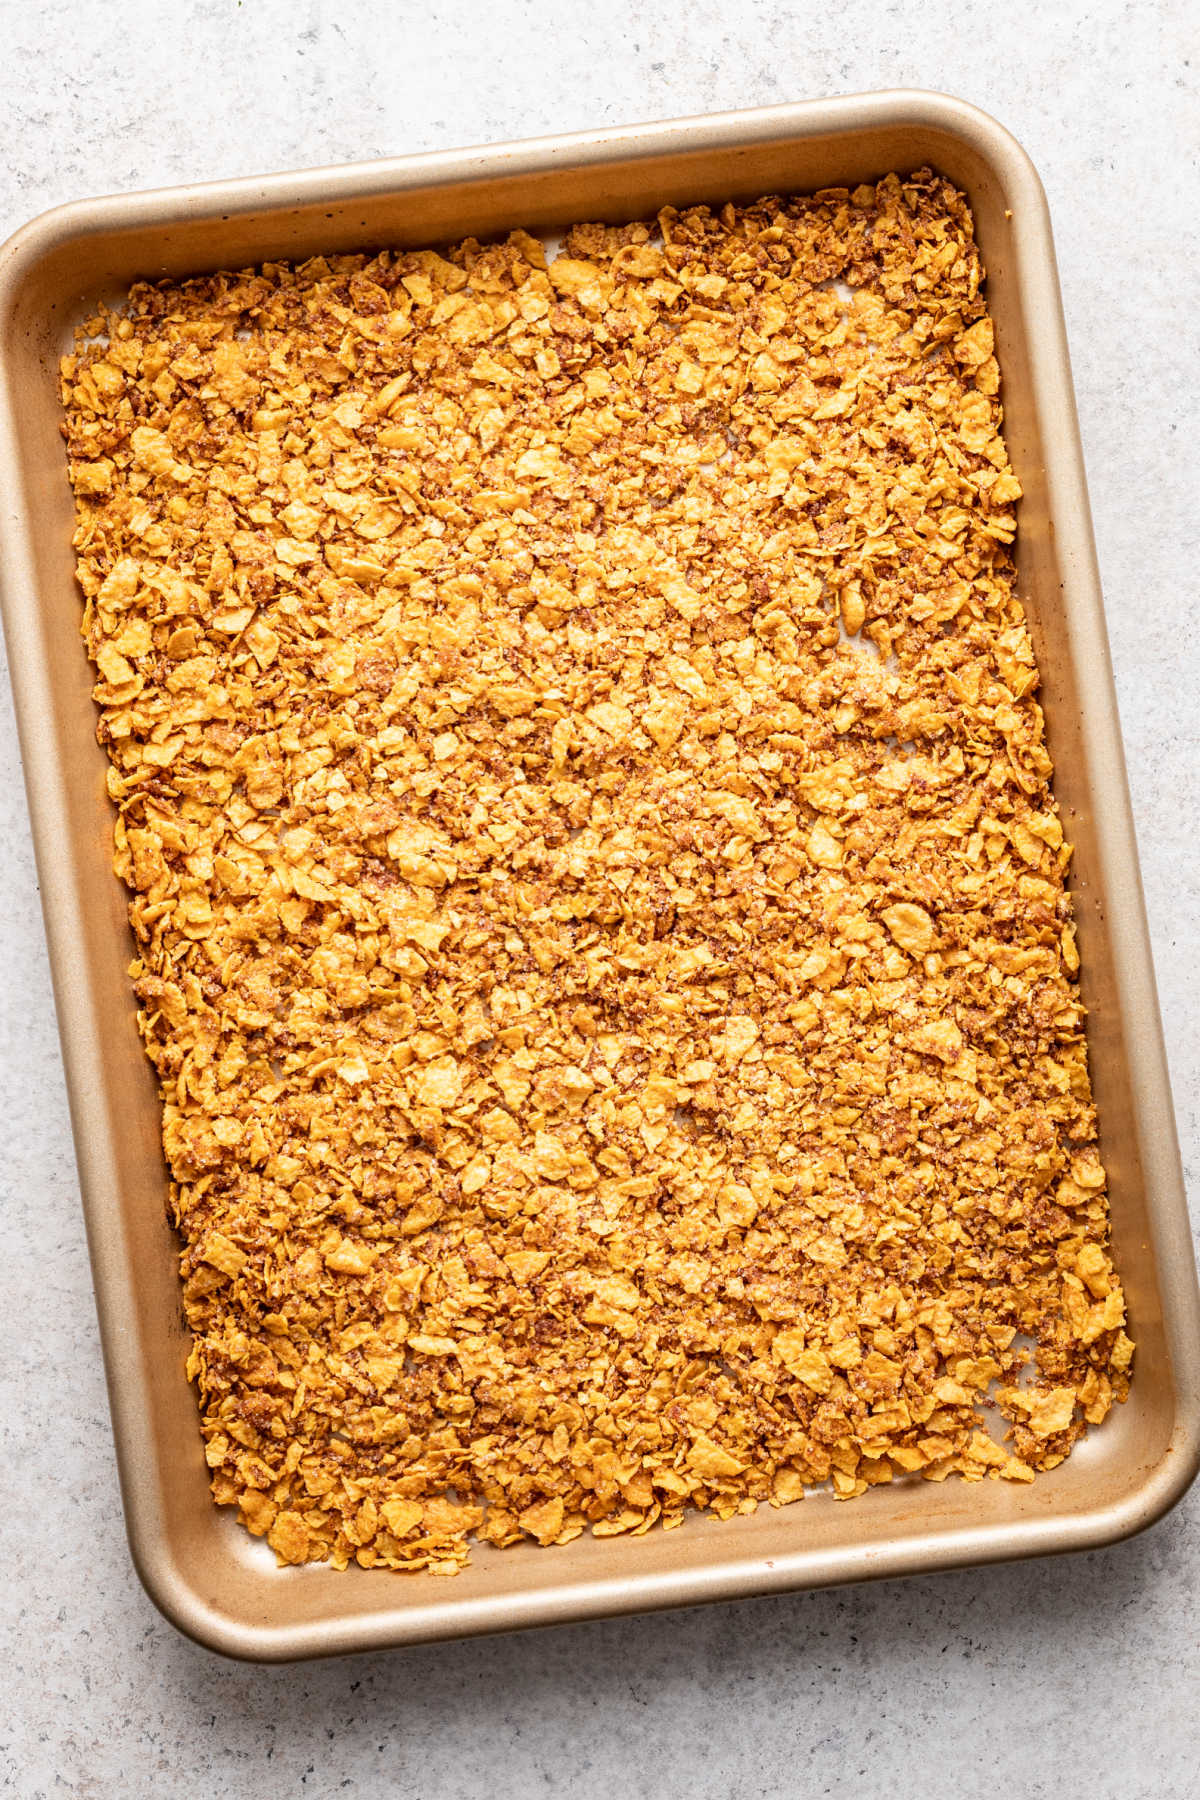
[266,1511,311,1565]
[63,171,1131,1576]
[1026,1388,1078,1438]
[881,902,936,956]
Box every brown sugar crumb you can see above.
[60,171,1131,1574]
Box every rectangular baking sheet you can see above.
[1,89,1196,1662]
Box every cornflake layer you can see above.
[61,171,1132,1575]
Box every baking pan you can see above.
[1,89,1197,1662]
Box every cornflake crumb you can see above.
[61,170,1131,1574]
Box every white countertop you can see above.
[2,3,1196,1794]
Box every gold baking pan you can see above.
[1,89,1196,1662]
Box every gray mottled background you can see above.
[1,2,1196,1795]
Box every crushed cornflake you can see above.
[60,171,1131,1574]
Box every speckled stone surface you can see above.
[1,3,1197,1794]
